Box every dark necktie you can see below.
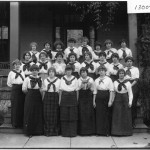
[107,50,114,56]
[70,48,74,53]
[99,79,104,84]
[68,62,75,71]
[94,51,100,56]
[126,68,131,77]
[113,64,119,71]
[122,49,127,59]
[85,61,94,70]
[117,79,127,91]
[32,52,37,63]
[63,76,75,85]
[47,78,58,92]
[23,62,31,71]
[99,62,107,67]
[43,50,52,59]
[39,61,48,70]
[81,78,90,89]
[12,70,24,81]
[30,76,42,88]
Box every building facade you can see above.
[0,1,138,66]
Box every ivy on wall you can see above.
[136,14,150,126]
[68,1,120,30]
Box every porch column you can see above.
[89,26,95,49]
[55,27,61,40]
[10,2,19,67]
[128,14,138,65]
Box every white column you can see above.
[55,27,61,40]
[89,26,95,50]
[128,14,138,65]
[10,2,19,67]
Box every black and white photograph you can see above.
[0,0,150,149]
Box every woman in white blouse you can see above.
[111,69,133,136]
[78,36,93,63]
[104,39,117,63]
[94,65,114,136]
[29,42,40,63]
[78,67,95,135]
[22,64,43,136]
[59,65,78,137]
[124,56,140,128]
[52,52,66,79]
[20,51,34,77]
[7,59,25,128]
[118,39,132,66]
[109,53,123,82]
[36,52,52,81]
[67,52,81,79]
[81,51,97,79]
[42,67,61,136]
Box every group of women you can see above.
[7,37,140,137]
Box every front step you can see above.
[133,123,150,133]
[0,122,149,134]
[0,123,23,134]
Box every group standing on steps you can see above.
[7,36,139,137]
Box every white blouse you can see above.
[94,76,114,94]
[7,70,25,87]
[92,50,102,61]
[114,80,133,103]
[64,47,80,59]
[68,61,81,73]
[29,50,40,62]
[60,75,78,91]
[78,76,95,93]
[20,61,34,76]
[118,47,132,59]
[42,77,60,93]
[52,62,66,75]
[109,63,124,75]
[104,48,117,60]
[124,66,139,81]
[22,75,42,91]
[36,61,52,74]
[81,60,98,73]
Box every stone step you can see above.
[0,123,23,134]
[133,123,150,133]
[0,123,149,134]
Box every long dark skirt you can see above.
[24,89,44,136]
[130,80,140,125]
[95,90,111,135]
[43,92,60,136]
[78,89,95,135]
[60,91,78,137]
[11,84,25,128]
[111,93,132,136]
